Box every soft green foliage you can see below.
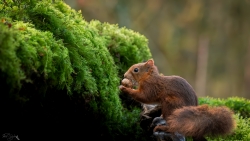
[118,107,150,141]
[0,18,73,94]
[233,115,250,141]
[0,21,23,92]
[16,22,73,89]
[28,1,125,124]
[0,0,151,140]
[89,20,152,76]
[199,96,250,118]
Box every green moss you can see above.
[0,0,152,140]
[89,20,152,76]
[0,22,24,93]
[199,96,250,118]
[0,20,73,93]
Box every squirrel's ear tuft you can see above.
[145,59,154,66]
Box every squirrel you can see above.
[119,59,236,141]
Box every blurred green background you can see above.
[65,0,250,99]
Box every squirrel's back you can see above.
[162,75,198,106]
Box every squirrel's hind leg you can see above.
[153,124,169,132]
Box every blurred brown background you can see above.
[64,0,250,99]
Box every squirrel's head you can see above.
[124,59,156,86]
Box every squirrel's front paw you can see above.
[119,85,126,91]
[121,78,133,88]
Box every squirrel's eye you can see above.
[134,68,139,72]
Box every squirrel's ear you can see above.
[145,59,154,67]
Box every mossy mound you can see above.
[89,20,151,76]
[0,0,151,140]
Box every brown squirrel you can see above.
[119,59,235,141]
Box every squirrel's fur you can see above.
[119,59,235,140]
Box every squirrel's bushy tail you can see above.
[167,104,236,137]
